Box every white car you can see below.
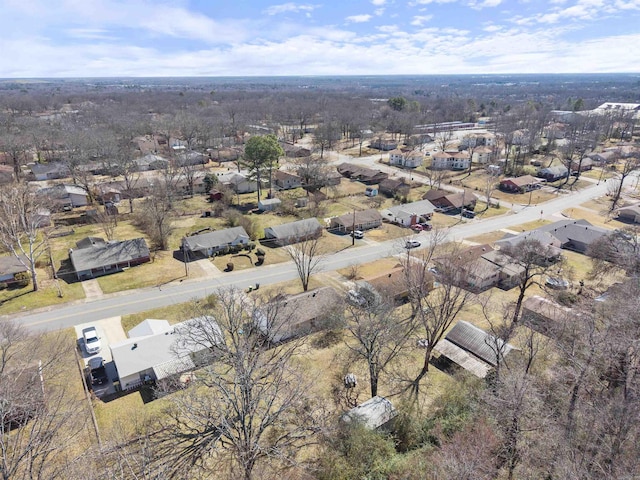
[82,327,102,355]
[351,230,364,239]
[405,239,421,249]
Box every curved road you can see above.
[5,176,617,332]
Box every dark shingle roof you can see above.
[182,226,249,252]
[70,238,149,273]
[0,255,29,276]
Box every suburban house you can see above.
[257,198,282,212]
[370,138,398,151]
[434,320,516,378]
[570,158,595,172]
[499,175,542,193]
[282,144,311,158]
[472,146,494,164]
[359,265,434,304]
[69,237,151,280]
[181,226,250,258]
[432,244,524,292]
[30,162,70,181]
[538,165,569,182]
[431,151,471,170]
[422,188,477,213]
[263,218,323,246]
[378,178,410,197]
[588,151,616,165]
[543,123,568,140]
[212,147,241,162]
[521,296,582,342]
[274,170,303,190]
[217,172,258,194]
[341,396,397,430]
[336,163,388,185]
[95,185,122,204]
[133,153,168,171]
[0,255,29,286]
[111,317,222,391]
[495,219,609,256]
[381,199,436,227]
[253,287,342,343]
[329,209,383,233]
[38,184,89,208]
[388,149,424,168]
[176,151,208,166]
[615,203,640,223]
[461,132,495,148]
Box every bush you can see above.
[13,272,30,288]
[226,262,234,271]
[0,282,7,290]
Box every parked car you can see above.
[405,239,421,249]
[419,222,433,231]
[351,230,365,239]
[87,357,108,386]
[461,209,476,218]
[410,224,423,232]
[546,277,569,290]
[82,326,101,355]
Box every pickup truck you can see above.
[87,357,108,386]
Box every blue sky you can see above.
[1,0,639,77]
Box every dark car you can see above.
[461,209,476,218]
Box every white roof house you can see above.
[111,317,222,390]
[381,199,436,226]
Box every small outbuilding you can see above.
[258,198,282,212]
[341,396,398,430]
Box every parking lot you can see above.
[74,317,126,398]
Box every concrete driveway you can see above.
[74,316,126,398]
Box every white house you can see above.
[258,198,282,211]
[217,171,258,194]
[472,146,494,164]
[182,226,250,257]
[381,199,436,226]
[388,149,424,168]
[110,317,222,390]
[431,151,470,170]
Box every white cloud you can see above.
[374,8,385,15]
[345,14,373,23]
[264,3,320,15]
[483,24,502,32]
[371,0,386,5]
[411,15,433,26]
[409,0,458,5]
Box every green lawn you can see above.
[0,277,85,316]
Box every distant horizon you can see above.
[1,72,639,81]
[1,1,639,77]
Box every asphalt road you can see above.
[7,177,615,332]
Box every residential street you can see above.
[5,175,618,333]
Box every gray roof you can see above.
[254,287,342,342]
[382,199,436,221]
[264,218,323,239]
[70,238,150,273]
[538,219,609,246]
[182,226,249,252]
[111,316,222,380]
[444,320,514,367]
[333,209,383,227]
[341,396,397,430]
[540,165,568,175]
[0,255,29,276]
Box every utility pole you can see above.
[352,209,356,246]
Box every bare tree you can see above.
[1,320,88,480]
[134,182,174,250]
[608,150,640,210]
[498,238,564,324]
[343,288,416,397]
[402,237,477,395]
[0,184,49,291]
[148,289,320,480]
[284,235,324,292]
[588,226,640,278]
